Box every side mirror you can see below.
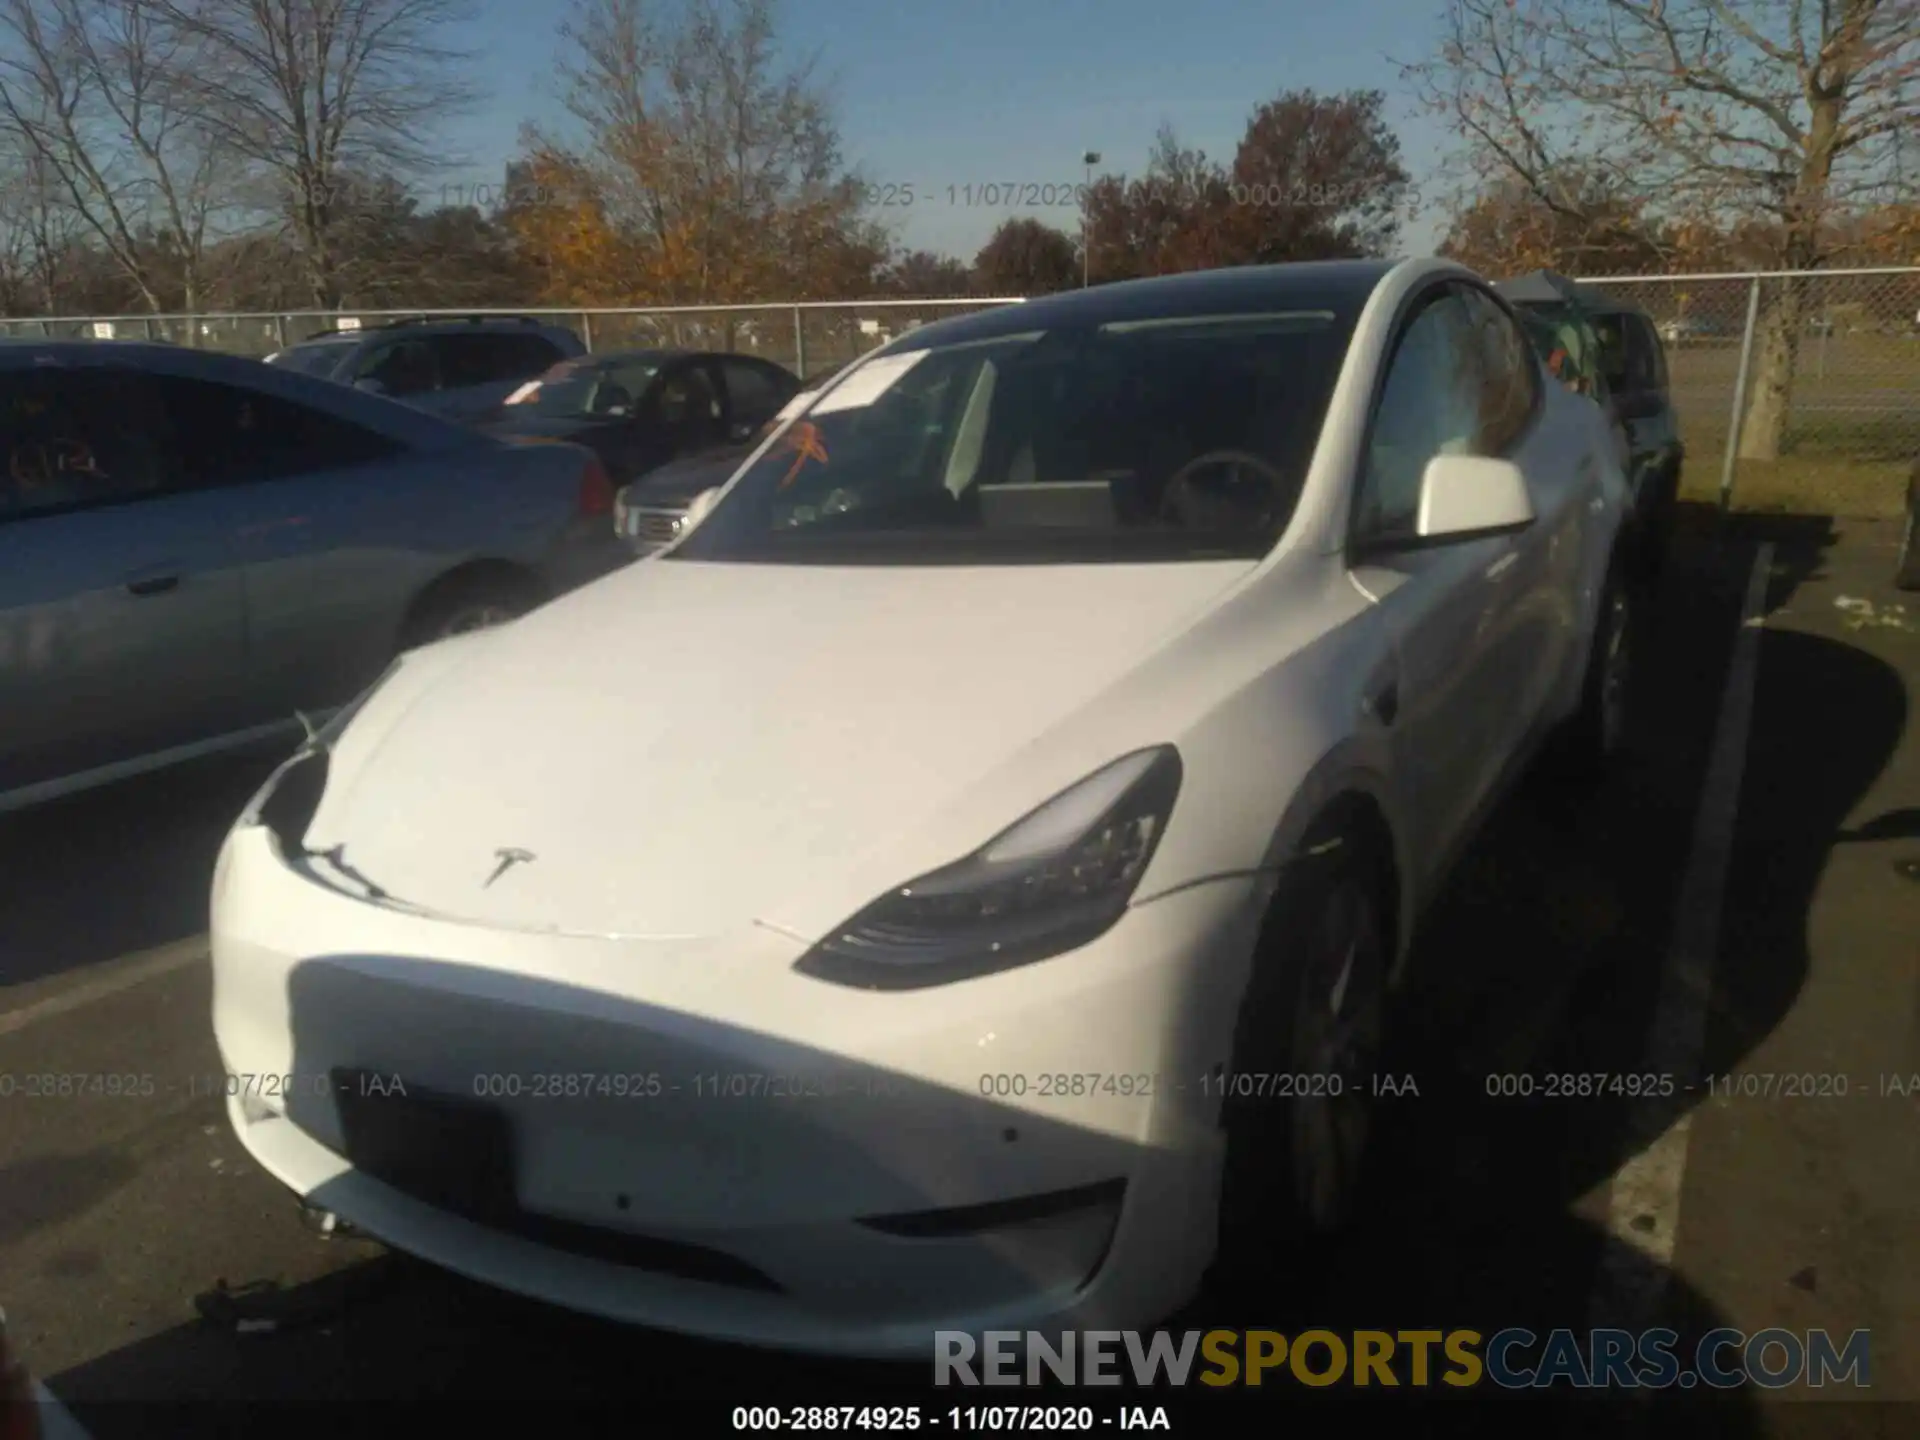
[683,486,723,529]
[354,377,389,395]
[1415,454,1534,540]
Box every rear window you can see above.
[1592,312,1666,392]
[267,341,357,378]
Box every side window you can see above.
[0,368,169,521]
[721,360,792,427]
[491,333,567,380]
[152,376,405,487]
[1460,286,1539,454]
[428,333,511,388]
[653,365,722,432]
[358,339,439,396]
[1355,291,1487,542]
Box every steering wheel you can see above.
[1158,449,1290,526]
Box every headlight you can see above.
[794,746,1182,990]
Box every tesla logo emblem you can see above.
[484,848,535,887]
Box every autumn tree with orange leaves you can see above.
[1407,0,1920,460]
[505,0,887,308]
[973,218,1079,295]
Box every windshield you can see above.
[669,311,1349,565]
[505,357,662,419]
[267,340,356,377]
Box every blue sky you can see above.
[445,0,1457,260]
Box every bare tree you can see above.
[538,0,879,303]
[0,0,237,314]
[0,132,79,311]
[156,0,480,308]
[1408,0,1920,458]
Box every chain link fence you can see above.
[0,298,1024,380]
[4,269,1914,511]
[1578,267,1919,517]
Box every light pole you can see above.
[1081,151,1100,287]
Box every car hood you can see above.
[624,448,751,507]
[302,557,1251,941]
[484,413,621,444]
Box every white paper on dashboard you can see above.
[808,351,928,415]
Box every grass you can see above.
[1679,449,1909,518]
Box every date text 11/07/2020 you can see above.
[857,181,1374,209]
[977,1072,1420,1100]
[1481,1072,1920,1100]
[0,1071,411,1101]
[731,1405,1174,1432]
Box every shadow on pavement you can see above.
[0,750,284,989]
[36,523,1906,1437]
[0,1152,139,1250]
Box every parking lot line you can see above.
[1587,542,1773,1330]
[33,1380,94,1440]
[0,935,208,1038]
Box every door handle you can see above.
[1484,552,1518,581]
[1363,678,1399,726]
[126,574,180,597]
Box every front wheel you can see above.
[1636,465,1678,579]
[1209,833,1391,1296]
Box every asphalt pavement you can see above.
[0,514,1913,1438]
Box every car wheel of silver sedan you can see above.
[439,602,519,635]
[401,570,545,649]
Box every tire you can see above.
[1637,465,1677,579]
[1555,561,1634,781]
[1897,473,1920,592]
[400,569,544,649]
[1208,825,1392,1297]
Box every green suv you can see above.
[1496,271,1684,576]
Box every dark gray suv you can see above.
[265,315,586,424]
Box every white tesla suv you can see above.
[209,257,1633,1357]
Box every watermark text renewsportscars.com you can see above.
[934,1328,1871,1390]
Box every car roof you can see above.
[1494,269,1588,305]
[553,349,795,371]
[564,348,690,368]
[1496,269,1653,322]
[286,317,575,346]
[0,339,488,448]
[890,259,1400,351]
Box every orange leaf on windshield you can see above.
[778,420,829,488]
